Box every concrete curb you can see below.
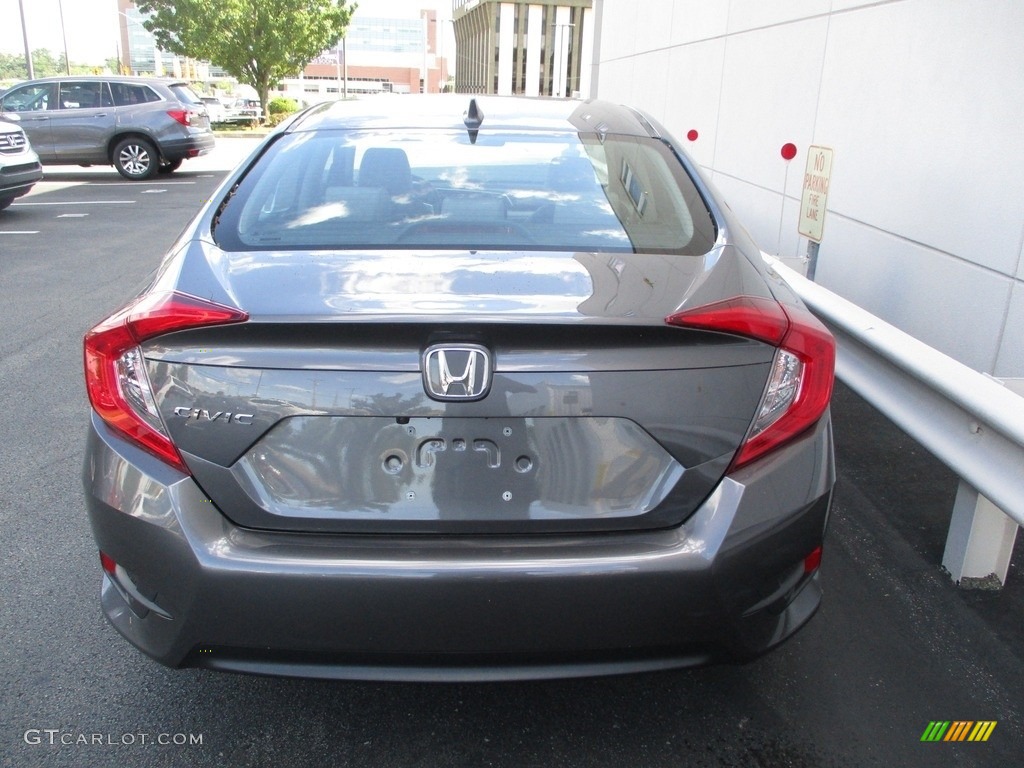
[214,130,273,139]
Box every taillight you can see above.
[84,292,248,472]
[666,295,835,470]
[167,109,192,126]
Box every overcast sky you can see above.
[0,0,451,65]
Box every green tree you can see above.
[0,53,28,79]
[138,0,356,121]
[0,49,101,79]
[32,49,61,77]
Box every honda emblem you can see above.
[422,344,492,401]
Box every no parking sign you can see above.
[798,145,834,243]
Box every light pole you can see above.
[58,0,70,74]
[17,0,34,78]
[332,37,349,100]
[422,16,428,93]
[441,17,457,93]
[551,23,575,98]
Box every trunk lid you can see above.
[143,244,776,534]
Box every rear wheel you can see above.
[158,159,183,175]
[113,137,159,180]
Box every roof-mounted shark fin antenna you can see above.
[464,98,484,145]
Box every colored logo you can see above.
[921,721,996,742]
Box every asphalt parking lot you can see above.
[1,140,1021,767]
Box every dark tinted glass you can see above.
[109,83,160,107]
[58,82,106,109]
[1,83,57,112]
[168,84,203,105]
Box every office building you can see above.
[452,0,594,97]
[289,10,450,100]
[117,0,221,78]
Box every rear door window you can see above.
[109,83,161,107]
[58,81,107,110]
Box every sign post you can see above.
[798,145,834,280]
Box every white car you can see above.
[0,116,43,211]
[226,98,262,123]
[199,96,228,123]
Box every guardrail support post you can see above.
[943,482,1019,588]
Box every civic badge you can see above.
[422,344,492,401]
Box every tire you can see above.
[158,159,183,175]
[113,137,159,180]
[0,197,13,211]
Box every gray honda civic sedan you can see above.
[83,96,835,681]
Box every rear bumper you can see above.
[84,413,834,681]
[158,131,215,161]
[0,157,43,199]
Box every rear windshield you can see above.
[213,129,717,254]
[168,84,203,105]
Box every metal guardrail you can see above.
[765,256,1024,528]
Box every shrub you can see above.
[268,97,299,116]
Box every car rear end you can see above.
[199,96,226,124]
[141,81,215,162]
[83,97,834,681]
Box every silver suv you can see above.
[0,117,43,210]
[0,76,215,180]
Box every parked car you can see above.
[224,97,262,124]
[0,76,214,180]
[0,115,43,210]
[82,95,835,681]
[199,96,228,124]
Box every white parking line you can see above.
[12,200,136,206]
[0,230,40,235]
[30,181,88,193]
[141,189,167,194]
[57,213,90,218]
[84,181,197,186]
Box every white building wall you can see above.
[578,7,595,98]
[497,3,516,95]
[525,5,543,97]
[595,0,1024,378]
